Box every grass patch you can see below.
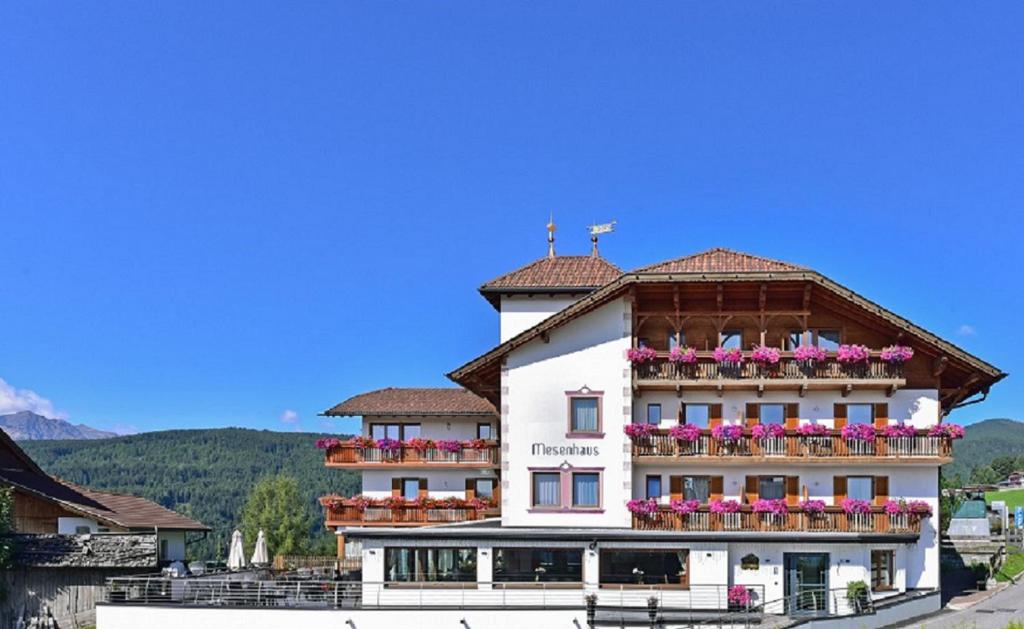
[996,552,1024,583]
[985,488,1024,511]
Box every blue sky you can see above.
[0,3,1021,435]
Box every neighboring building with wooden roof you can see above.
[0,428,207,561]
[322,387,496,417]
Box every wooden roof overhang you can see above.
[448,271,1006,412]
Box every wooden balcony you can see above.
[324,441,500,469]
[634,353,905,395]
[632,505,924,536]
[324,503,499,528]
[632,429,952,465]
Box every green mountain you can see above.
[20,428,358,560]
[944,418,1024,483]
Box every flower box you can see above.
[668,423,701,442]
[627,346,658,365]
[879,345,914,363]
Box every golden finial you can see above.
[547,214,556,258]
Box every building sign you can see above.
[741,554,760,570]
[531,442,600,456]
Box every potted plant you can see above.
[793,345,828,376]
[845,580,870,612]
[836,344,871,377]
[626,498,659,519]
[624,423,654,440]
[796,422,830,455]
[667,346,698,378]
[728,585,752,611]
[750,345,781,377]
[927,423,966,440]
[799,499,826,529]
[315,437,341,450]
[627,346,658,365]
[713,346,743,378]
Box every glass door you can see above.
[784,553,829,615]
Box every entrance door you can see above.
[784,553,829,615]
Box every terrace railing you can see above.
[631,505,923,535]
[632,429,952,460]
[325,442,500,466]
[634,353,904,382]
[324,503,497,527]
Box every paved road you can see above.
[892,580,1024,629]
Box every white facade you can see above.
[499,295,581,342]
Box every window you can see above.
[760,404,785,425]
[682,476,710,503]
[638,337,651,348]
[668,331,685,350]
[477,423,493,440]
[385,547,477,582]
[720,330,742,349]
[371,423,420,440]
[473,478,495,499]
[848,476,874,501]
[759,476,786,500]
[74,525,91,534]
[847,404,874,425]
[400,478,422,500]
[599,550,689,586]
[572,473,600,508]
[816,330,841,351]
[871,550,894,590]
[647,404,662,426]
[787,331,806,350]
[159,539,169,561]
[494,548,583,583]
[570,397,600,433]
[532,472,561,507]
[683,404,710,428]
[646,475,662,500]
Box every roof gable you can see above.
[480,255,621,291]
[322,387,497,417]
[634,248,805,274]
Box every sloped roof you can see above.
[481,255,622,291]
[322,387,497,417]
[634,247,805,274]
[0,429,208,531]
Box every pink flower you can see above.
[880,345,914,363]
[751,423,786,440]
[728,585,751,606]
[713,347,744,364]
[668,346,698,364]
[435,439,463,453]
[315,437,341,450]
[841,423,876,442]
[800,499,826,514]
[928,423,965,439]
[752,498,789,516]
[709,499,741,514]
[883,423,917,438]
[711,424,745,442]
[626,498,659,515]
[375,437,402,452]
[794,345,828,361]
[797,423,829,437]
[624,423,654,439]
[840,498,872,515]
[907,500,933,516]
[884,499,907,515]
[668,424,702,442]
[669,499,701,515]
[347,435,376,450]
[627,346,658,364]
[751,345,781,364]
[836,344,871,364]
[406,437,435,452]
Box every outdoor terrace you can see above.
[631,505,925,537]
[322,498,499,528]
[322,439,500,469]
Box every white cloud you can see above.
[957,324,976,337]
[279,409,300,426]
[0,378,65,418]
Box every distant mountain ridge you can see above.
[0,411,117,440]
[945,417,1024,480]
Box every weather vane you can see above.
[547,213,557,258]
[587,220,616,256]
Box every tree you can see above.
[239,475,314,559]
[0,486,15,599]
[990,456,1017,481]
[969,465,1000,486]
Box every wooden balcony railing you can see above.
[325,442,500,468]
[635,353,904,383]
[632,505,923,535]
[632,429,952,461]
[324,503,498,527]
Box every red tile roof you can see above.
[480,255,622,291]
[634,248,805,274]
[322,387,497,417]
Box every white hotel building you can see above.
[98,244,1005,629]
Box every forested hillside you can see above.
[943,418,1024,484]
[21,428,357,560]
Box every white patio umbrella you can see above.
[227,529,246,571]
[251,529,269,566]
